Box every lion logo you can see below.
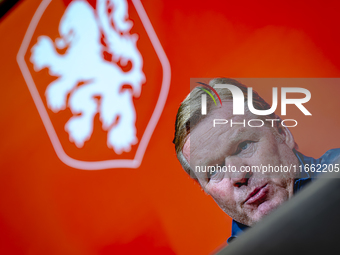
[30,0,145,154]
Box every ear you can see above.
[277,125,296,149]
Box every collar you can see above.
[293,149,312,193]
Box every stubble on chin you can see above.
[232,180,294,226]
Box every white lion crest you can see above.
[30,0,145,154]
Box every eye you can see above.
[207,167,217,180]
[207,161,225,181]
[240,141,250,150]
[235,141,253,155]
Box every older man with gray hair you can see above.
[173,78,340,243]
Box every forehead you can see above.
[190,101,252,141]
[185,101,268,164]
[189,104,238,154]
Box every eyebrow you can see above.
[195,127,244,167]
[221,127,248,150]
[227,127,248,145]
[208,127,260,164]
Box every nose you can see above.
[231,171,253,187]
[226,157,253,187]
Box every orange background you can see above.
[1,0,340,254]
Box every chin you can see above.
[250,200,283,225]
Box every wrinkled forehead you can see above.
[189,100,255,139]
[183,102,256,163]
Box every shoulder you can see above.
[298,148,340,165]
[319,148,340,164]
[294,148,340,185]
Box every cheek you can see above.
[255,137,286,165]
[262,138,280,155]
[206,182,235,210]
[264,184,291,211]
[270,178,294,198]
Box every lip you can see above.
[244,184,268,205]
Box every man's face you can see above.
[182,102,299,226]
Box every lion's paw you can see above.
[45,83,68,112]
[108,122,137,154]
[65,116,93,148]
